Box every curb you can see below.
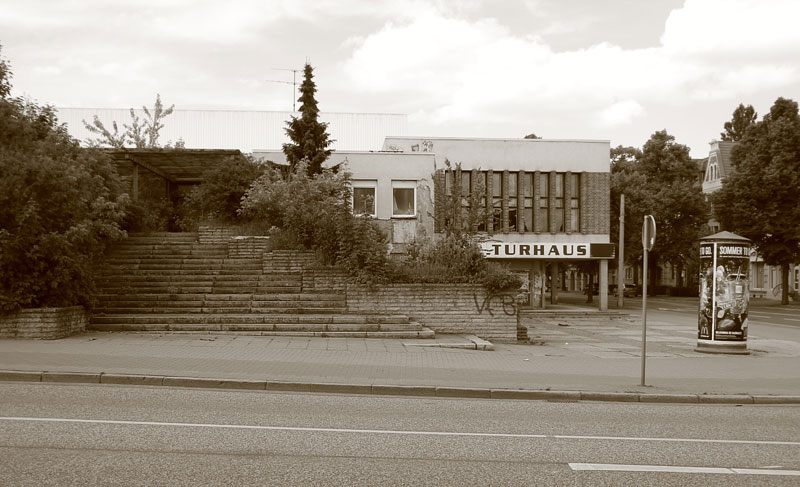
[2,369,799,404]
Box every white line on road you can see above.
[569,463,800,476]
[2,416,799,446]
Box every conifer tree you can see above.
[283,63,333,176]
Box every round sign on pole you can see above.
[642,215,656,251]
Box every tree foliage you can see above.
[82,94,182,149]
[181,154,266,225]
[713,97,800,304]
[720,103,757,142]
[523,133,541,139]
[611,132,708,288]
[239,161,389,282]
[0,47,128,312]
[282,63,333,176]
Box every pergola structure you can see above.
[107,149,243,202]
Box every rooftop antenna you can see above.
[266,68,302,111]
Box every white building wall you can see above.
[382,136,610,172]
[57,108,407,152]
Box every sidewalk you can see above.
[1,311,799,403]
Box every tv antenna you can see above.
[266,68,302,111]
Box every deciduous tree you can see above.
[713,97,800,304]
[83,94,179,148]
[0,47,128,312]
[610,133,708,291]
[720,103,757,142]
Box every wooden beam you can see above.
[132,163,139,202]
[125,154,174,182]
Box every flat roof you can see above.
[108,149,243,182]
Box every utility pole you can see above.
[265,68,302,111]
[618,194,625,308]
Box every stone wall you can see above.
[0,306,87,339]
[345,284,518,340]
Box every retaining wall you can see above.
[346,284,518,340]
[0,306,87,339]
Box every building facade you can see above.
[257,137,614,309]
[381,137,614,310]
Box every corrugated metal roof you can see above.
[56,108,407,152]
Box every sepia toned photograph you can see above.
[1,1,798,485]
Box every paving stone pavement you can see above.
[1,313,799,401]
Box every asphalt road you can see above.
[1,383,798,486]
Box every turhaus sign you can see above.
[480,241,614,260]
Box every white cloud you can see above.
[342,2,800,130]
[598,99,644,126]
[662,0,800,58]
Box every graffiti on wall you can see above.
[473,291,520,318]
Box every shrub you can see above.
[122,197,174,232]
[240,160,390,284]
[181,154,265,226]
[0,95,128,313]
[483,262,524,293]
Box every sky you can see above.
[1,0,799,157]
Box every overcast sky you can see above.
[2,0,799,157]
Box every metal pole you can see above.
[618,194,625,308]
[641,243,648,387]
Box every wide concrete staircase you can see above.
[91,232,433,338]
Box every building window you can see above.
[538,173,549,231]
[508,172,518,232]
[753,262,765,289]
[392,180,416,217]
[705,155,718,182]
[474,171,487,232]
[523,172,533,232]
[569,173,580,232]
[492,172,503,232]
[352,180,376,217]
[461,171,471,229]
[553,173,564,232]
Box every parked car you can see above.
[619,284,636,297]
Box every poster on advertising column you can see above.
[698,242,750,341]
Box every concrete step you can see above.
[103,257,260,264]
[87,323,435,338]
[97,269,266,276]
[94,306,348,315]
[90,313,412,325]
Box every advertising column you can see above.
[696,233,751,354]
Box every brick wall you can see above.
[346,284,518,340]
[580,172,610,235]
[0,306,87,339]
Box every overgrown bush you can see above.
[396,233,522,292]
[240,160,390,283]
[181,154,265,227]
[122,197,174,233]
[0,61,128,313]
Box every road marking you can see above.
[1,417,799,446]
[569,463,800,476]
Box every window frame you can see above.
[352,180,377,218]
[392,180,417,218]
